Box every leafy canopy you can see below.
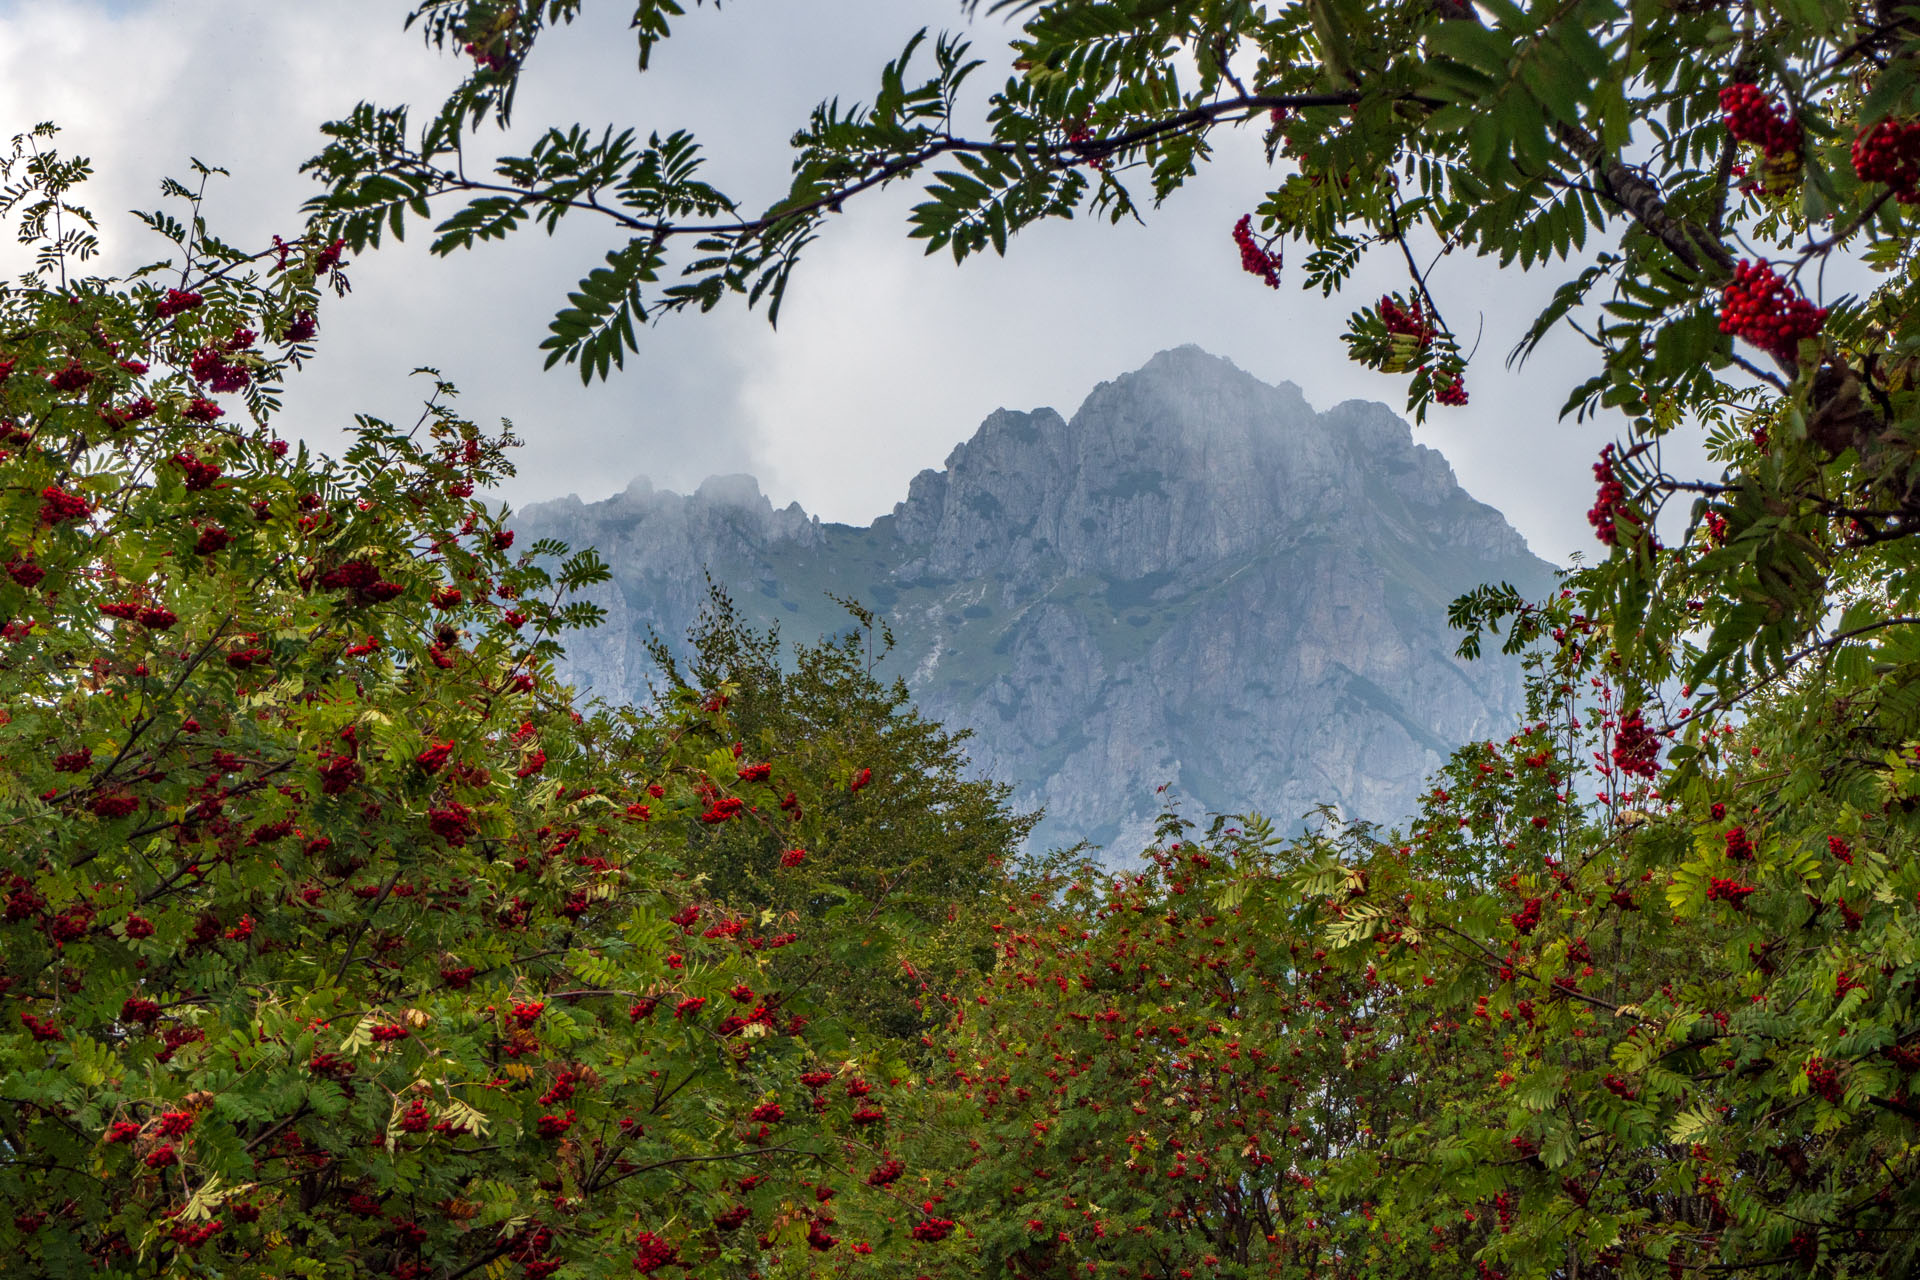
[0,126,1022,1280]
[297,5,1920,1275]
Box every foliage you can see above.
[866,631,1920,1279]
[880,820,1410,1280]
[640,583,1036,1049]
[297,13,1920,1272]
[0,128,963,1280]
[38,0,1920,1272]
[1283,604,1920,1279]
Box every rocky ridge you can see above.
[520,347,1557,854]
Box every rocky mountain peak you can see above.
[519,348,1557,855]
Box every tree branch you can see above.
[1555,122,1734,275]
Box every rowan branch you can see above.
[1556,121,1735,275]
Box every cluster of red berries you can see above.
[1232,215,1281,289]
[1719,83,1801,160]
[1718,259,1826,363]
[47,359,95,392]
[168,1220,223,1249]
[416,740,455,773]
[38,485,90,525]
[1806,1056,1844,1103]
[97,394,155,432]
[1851,118,1920,201]
[1610,709,1661,780]
[1508,897,1543,935]
[632,1232,679,1274]
[1432,370,1468,406]
[1706,876,1757,907]
[699,796,745,824]
[1379,294,1436,345]
[225,644,269,670]
[101,602,178,630]
[715,1004,776,1037]
[427,801,474,844]
[1724,826,1755,861]
[19,1011,63,1041]
[317,559,405,606]
[911,1216,956,1242]
[188,341,251,394]
[92,792,140,819]
[1587,444,1640,546]
[153,288,204,318]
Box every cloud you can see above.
[0,0,1662,562]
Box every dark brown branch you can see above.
[1555,121,1735,275]
[392,91,1364,245]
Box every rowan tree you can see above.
[0,126,949,1280]
[60,0,1920,1275]
[639,582,1036,1052]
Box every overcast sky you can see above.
[0,0,1709,564]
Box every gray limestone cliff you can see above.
[519,347,1557,854]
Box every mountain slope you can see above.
[520,347,1557,852]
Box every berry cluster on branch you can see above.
[1851,118,1920,202]
[1231,215,1281,289]
[1717,260,1827,364]
[1720,82,1803,192]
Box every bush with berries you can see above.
[640,586,1036,1055]
[0,129,964,1280]
[850,602,1920,1280]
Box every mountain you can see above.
[519,347,1558,853]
